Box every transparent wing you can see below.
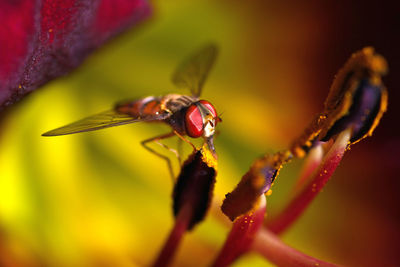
[42,110,146,136]
[172,44,218,97]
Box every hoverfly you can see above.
[43,44,221,178]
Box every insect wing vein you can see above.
[42,110,142,136]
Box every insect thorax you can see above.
[162,94,197,113]
[162,94,197,135]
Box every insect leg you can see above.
[177,138,183,165]
[141,132,179,182]
[173,131,196,151]
[154,138,182,166]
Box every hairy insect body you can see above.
[115,94,198,136]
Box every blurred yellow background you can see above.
[1,1,399,266]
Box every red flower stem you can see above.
[293,144,324,192]
[252,228,341,267]
[267,128,351,234]
[152,204,193,267]
[212,196,266,267]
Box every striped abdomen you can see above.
[115,96,166,120]
[114,94,197,122]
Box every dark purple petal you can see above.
[0,0,151,111]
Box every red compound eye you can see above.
[199,100,217,118]
[185,104,204,138]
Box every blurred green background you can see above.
[1,1,399,266]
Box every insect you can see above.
[42,44,221,178]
